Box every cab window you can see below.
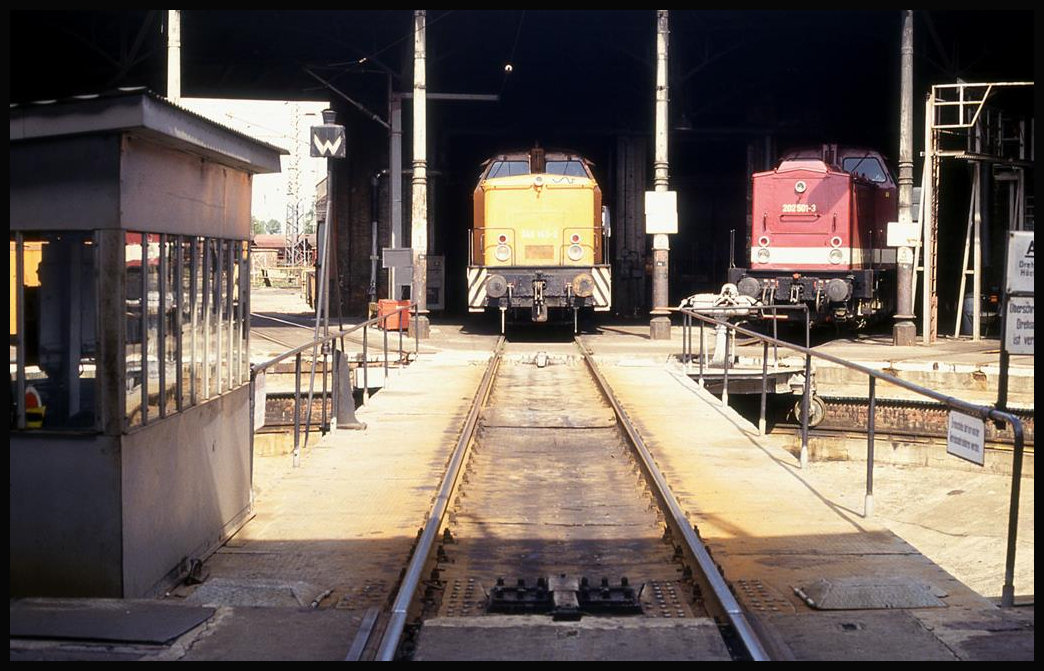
[545,160,589,177]
[486,160,530,178]
[843,157,888,183]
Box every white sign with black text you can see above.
[254,370,267,429]
[947,410,985,466]
[1005,296,1034,355]
[1005,231,1034,294]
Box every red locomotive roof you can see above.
[774,159,831,174]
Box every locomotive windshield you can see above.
[485,158,589,179]
[545,160,589,177]
[485,160,530,178]
[842,156,888,183]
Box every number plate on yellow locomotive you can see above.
[524,245,555,261]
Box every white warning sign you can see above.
[947,410,985,466]
[254,370,267,429]
[1005,231,1034,294]
[644,191,678,234]
[1005,296,1034,355]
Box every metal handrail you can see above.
[676,305,1027,608]
[248,302,420,467]
[679,303,812,463]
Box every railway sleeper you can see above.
[487,575,643,620]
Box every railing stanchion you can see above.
[363,323,369,404]
[722,321,731,408]
[865,376,876,518]
[684,311,691,368]
[321,344,329,434]
[293,352,302,468]
[1001,420,1025,608]
[698,318,705,386]
[799,307,810,468]
[760,340,769,435]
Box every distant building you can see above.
[251,233,316,268]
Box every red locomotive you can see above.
[727,144,898,328]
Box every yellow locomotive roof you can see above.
[481,173,596,190]
[478,146,598,186]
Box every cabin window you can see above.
[486,160,530,178]
[123,232,249,430]
[843,157,888,183]
[545,160,589,177]
[9,231,98,431]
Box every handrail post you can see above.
[772,306,779,368]
[384,318,390,384]
[1001,418,1025,608]
[684,311,691,368]
[363,323,370,403]
[680,311,687,365]
[321,342,329,435]
[865,376,876,518]
[759,340,768,435]
[329,340,339,429]
[698,317,705,386]
[721,319,731,408]
[799,357,810,469]
[293,352,302,468]
[799,306,810,468]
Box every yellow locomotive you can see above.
[467,146,612,333]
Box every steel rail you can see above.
[375,336,505,661]
[576,336,771,662]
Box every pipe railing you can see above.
[249,302,420,468]
[680,304,812,464]
[675,305,1027,608]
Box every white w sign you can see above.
[310,124,346,158]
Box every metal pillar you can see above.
[649,10,672,340]
[389,88,403,300]
[921,91,939,344]
[410,10,430,339]
[166,10,181,103]
[893,9,917,345]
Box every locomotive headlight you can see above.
[571,272,595,297]
[825,278,850,302]
[794,180,807,194]
[737,276,761,298]
[756,248,770,264]
[567,244,584,261]
[494,244,511,262]
[828,248,843,264]
[485,274,508,298]
[757,235,770,248]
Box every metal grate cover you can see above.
[794,577,947,609]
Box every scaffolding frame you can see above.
[916,81,1034,344]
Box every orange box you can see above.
[378,299,410,331]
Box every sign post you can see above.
[998,231,1033,410]
[301,110,346,461]
[997,230,1032,609]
